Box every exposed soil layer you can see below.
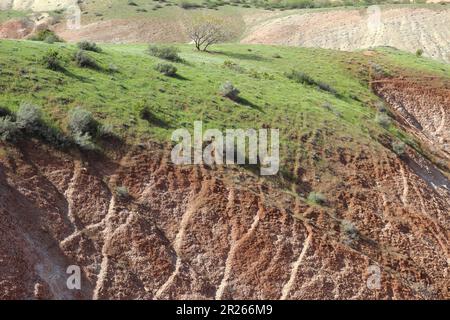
[373,77,450,161]
[241,7,450,62]
[0,19,33,39]
[55,18,189,44]
[0,137,448,299]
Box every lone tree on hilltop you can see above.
[186,15,234,51]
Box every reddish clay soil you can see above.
[373,77,450,161]
[54,18,189,44]
[0,133,448,299]
[0,19,33,39]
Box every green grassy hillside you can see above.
[1,39,448,177]
[0,10,28,23]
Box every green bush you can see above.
[74,50,99,69]
[375,113,391,128]
[116,186,130,199]
[68,107,98,135]
[72,131,96,150]
[307,191,327,205]
[219,81,240,101]
[369,62,389,77]
[98,123,115,138]
[375,101,387,113]
[77,41,102,53]
[392,140,406,156]
[42,49,62,71]
[0,104,66,146]
[223,60,245,73]
[341,220,359,246]
[416,48,424,57]
[179,1,202,9]
[16,102,42,131]
[29,29,63,42]
[154,63,177,76]
[147,45,181,62]
[286,70,337,94]
[68,107,98,149]
[44,34,60,44]
[107,63,119,73]
[285,70,316,86]
[316,81,338,95]
[0,116,19,142]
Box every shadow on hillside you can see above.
[61,68,92,83]
[141,112,170,128]
[235,97,264,112]
[172,73,190,81]
[212,50,267,62]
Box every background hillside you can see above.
[1,1,450,61]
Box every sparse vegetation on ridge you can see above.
[77,41,103,53]
[29,29,63,43]
[147,45,181,62]
[0,39,448,176]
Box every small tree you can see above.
[186,15,234,51]
[416,48,424,57]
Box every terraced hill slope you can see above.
[0,40,448,299]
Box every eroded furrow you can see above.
[280,228,312,300]
[63,159,82,234]
[154,167,212,299]
[215,185,264,300]
[92,195,115,300]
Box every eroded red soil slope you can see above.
[374,77,450,161]
[0,137,448,299]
